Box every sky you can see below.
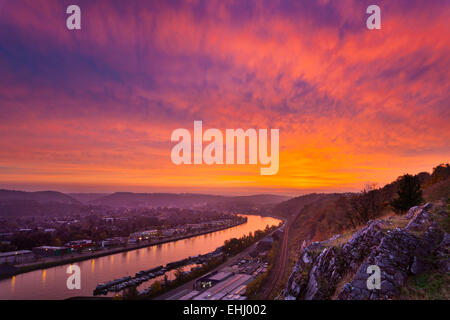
[0,0,449,196]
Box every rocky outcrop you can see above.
[339,228,420,299]
[285,220,386,300]
[283,203,449,300]
[436,233,450,273]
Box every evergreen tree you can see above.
[390,174,423,214]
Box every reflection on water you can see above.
[42,269,46,286]
[10,276,15,293]
[0,214,280,300]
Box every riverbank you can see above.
[154,223,283,300]
[0,219,247,280]
[73,223,283,300]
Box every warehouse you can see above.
[0,250,34,264]
[32,246,71,257]
[193,274,252,300]
[194,271,233,290]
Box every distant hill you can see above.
[0,189,80,205]
[227,194,290,205]
[0,189,289,217]
[69,193,109,204]
[88,192,225,208]
[209,194,291,211]
[0,200,85,218]
[272,193,340,219]
[0,190,83,218]
[87,192,289,208]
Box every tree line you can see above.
[337,163,450,228]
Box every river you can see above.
[0,214,281,299]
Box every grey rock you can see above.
[406,209,430,232]
[284,203,446,301]
[436,233,450,273]
[405,206,419,219]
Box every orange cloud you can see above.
[0,1,448,194]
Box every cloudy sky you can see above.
[0,0,448,195]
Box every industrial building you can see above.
[0,250,34,264]
[166,255,268,301]
[32,246,71,257]
[65,239,93,249]
[129,230,159,240]
[101,237,126,247]
[193,273,252,300]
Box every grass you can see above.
[331,271,355,300]
[440,214,450,233]
[426,201,450,233]
[384,214,409,229]
[435,202,450,233]
[401,272,450,300]
[423,178,450,203]
[324,228,359,247]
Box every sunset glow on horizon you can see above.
[0,0,449,195]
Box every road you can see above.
[155,224,286,300]
[261,220,290,299]
[154,241,259,300]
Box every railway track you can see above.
[262,220,290,299]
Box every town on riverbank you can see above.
[91,221,284,300]
[0,212,247,278]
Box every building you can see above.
[193,274,252,300]
[0,250,34,265]
[179,290,201,300]
[65,239,92,249]
[103,217,114,224]
[0,233,14,240]
[162,229,178,237]
[195,271,233,290]
[129,230,159,240]
[32,246,71,257]
[101,237,126,247]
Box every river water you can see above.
[0,215,280,299]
